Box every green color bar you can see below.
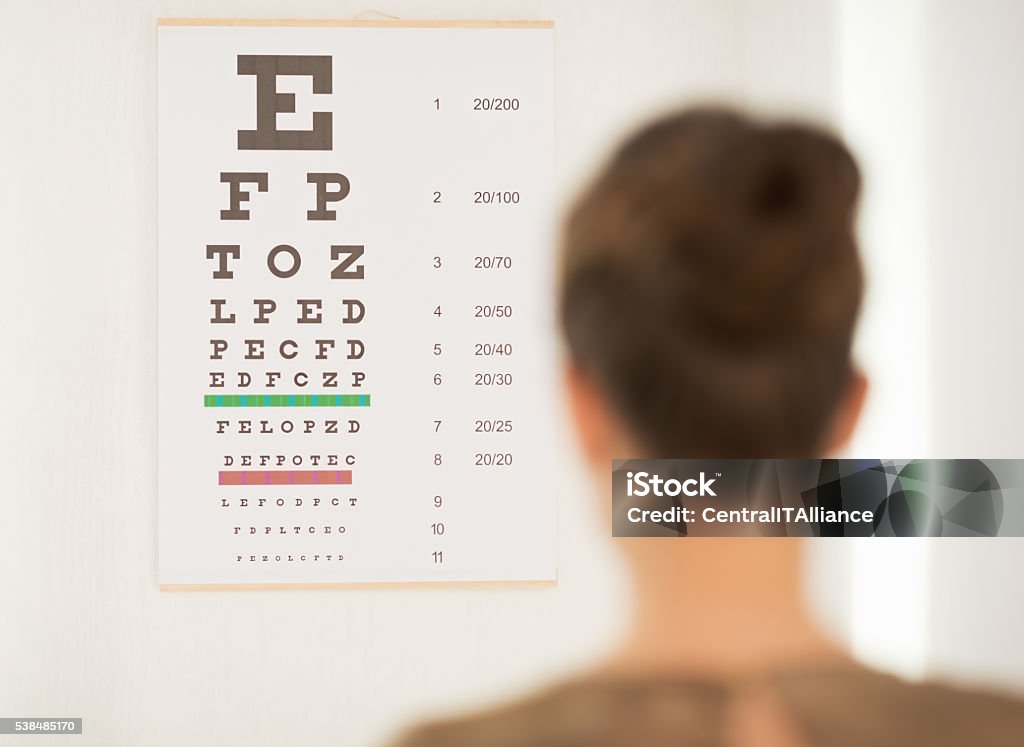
[204,393,371,407]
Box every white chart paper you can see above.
[157,22,557,586]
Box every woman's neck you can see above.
[597,539,850,679]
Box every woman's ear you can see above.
[563,362,615,469]
[822,369,868,454]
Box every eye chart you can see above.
[157,20,557,588]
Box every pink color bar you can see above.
[218,470,353,486]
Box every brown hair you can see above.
[559,108,863,457]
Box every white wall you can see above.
[0,2,837,745]
[828,0,934,679]
[924,0,1024,696]
[825,0,1024,694]
[3,1,1021,746]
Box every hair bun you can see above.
[735,125,860,225]
[751,158,804,217]
[560,107,864,455]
